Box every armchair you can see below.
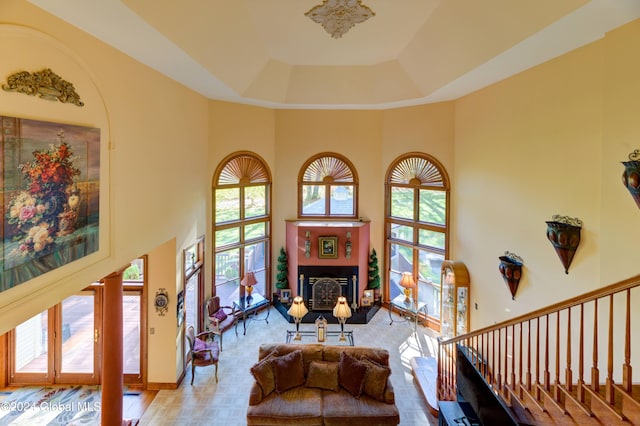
[186,325,219,384]
[206,296,238,351]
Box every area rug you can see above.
[0,386,102,425]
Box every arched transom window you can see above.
[298,153,358,218]
[213,152,271,307]
[385,153,449,328]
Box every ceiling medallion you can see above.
[305,0,375,39]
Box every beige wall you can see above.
[0,0,210,383]
[454,20,640,329]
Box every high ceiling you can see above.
[28,0,640,109]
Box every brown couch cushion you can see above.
[323,346,390,367]
[272,350,305,393]
[306,361,339,391]
[338,352,369,397]
[361,357,391,402]
[250,350,279,397]
[246,386,324,425]
[322,388,401,426]
[259,343,323,375]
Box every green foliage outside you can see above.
[368,248,380,289]
[276,247,289,289]
[123,263,140,280]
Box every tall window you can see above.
[385,153,449,327]
[213,152,271,307]
[298,153,358,218]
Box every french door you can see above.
[10,289,101,385]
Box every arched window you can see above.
[213,152,271,307]
[385,153,449,328]
[298,153,358,218]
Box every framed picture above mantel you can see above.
[318,236,338,259]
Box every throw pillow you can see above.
[338,352,369,397]
[361,357,391,401]
[271,350,305,393]
[212,309,227,322]
[305,361,339,391]
[250,350,279,397]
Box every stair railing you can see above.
[437,274,640,422]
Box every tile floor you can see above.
[140,305,439,425]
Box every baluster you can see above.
[605,294,614,404]
[497,328,502,390]
[544,314,550,391]
[481,333,485,377]
[577,303,585,402]
[622,288,632,392]
[511,324,516,394]
[566,306,573,392]
[554,311,561,400]
[491,330,495,386]
[527,319,532,392]
[592,298,599,393]
[535,317,541,399]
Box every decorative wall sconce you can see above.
[622,149,640,210]
[345,231,352,259]
[498,251,523,300]
[304,231,311,258]
[546,215,582,274]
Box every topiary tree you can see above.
[368,248,380,291]
[276,247,289,290]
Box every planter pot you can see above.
[546,220,581,274]
[498,256,522,300]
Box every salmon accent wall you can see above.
[285,220,370,304]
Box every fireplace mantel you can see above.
[285,219,370,310]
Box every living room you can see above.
[2,1,640,425]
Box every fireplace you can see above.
[299,266,358,311]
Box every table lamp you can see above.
[332,296,352,341]
[241,271,257,296]
[287,296,308,340]
[400,272,415,303]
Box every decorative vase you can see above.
[498,252,523,300]
[622,150,640,210]
[546,215,582,274]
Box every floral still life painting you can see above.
[1,116,100,292]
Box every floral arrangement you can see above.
[6,132,81,258]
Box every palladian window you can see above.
[298,153,358,218]
[213,152,271,307]
[385,153,449,328]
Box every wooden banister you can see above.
[437,274,640,424]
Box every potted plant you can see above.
[368,248,381,301]
[275,247,289,297]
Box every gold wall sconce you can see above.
[498,251,523,300]
[546,215,582,274]
[345,231,352,259]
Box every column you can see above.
[101,269,124,425]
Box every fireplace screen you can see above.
[311,278,343,310]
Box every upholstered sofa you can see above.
[246,343,400,426]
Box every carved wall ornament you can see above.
[3,68,84,106]
[305,0,375,39]
[546,214,582,274]
[498,251,523,300]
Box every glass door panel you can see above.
[57,292,99,384]
[123,292,141,376]
[14,311,50,376]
